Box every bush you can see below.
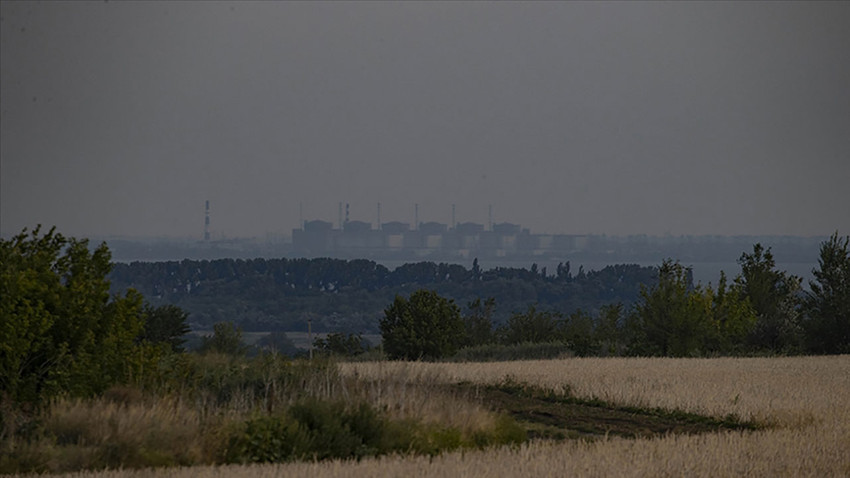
[225,399,400,463]
[497,306,563,345]
[381,290,464,360]
[313,333,371,357]
[198,322,249,356]
[223,396,525,464]
[225,413,311,463]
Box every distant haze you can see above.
[2,2,849,239]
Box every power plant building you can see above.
[292,218,588,260]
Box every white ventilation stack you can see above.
[204,200,210,241]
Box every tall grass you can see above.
[342,355,850,424]
[32,425,848,478]
[8,356,849,477]
[0,353,522,474]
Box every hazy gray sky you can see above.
[2,1,849,239]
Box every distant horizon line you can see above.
[0,225,838,242]
[68,232,835,242]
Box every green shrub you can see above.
[224,414,310,463]
[225,399,395,463]
[223,397,524,464]
[412,424,463,455]
[381,290,465,360]
[490,414,527,445]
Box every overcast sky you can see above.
[2,1,848,239]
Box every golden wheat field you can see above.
[24,355,850,478]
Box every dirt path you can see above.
[456,383,759,440]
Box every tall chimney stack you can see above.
[488,204,493,231]
[204,200,210,241]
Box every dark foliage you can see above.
[198,322,249,356]
[256,331,301,356]
[736,244,804,352]
[1,227,151,405]
[381,290,464,360]
[804,232,850,354]
[313,333,371,357]
[139,303,190,351]
[109,258,657,333]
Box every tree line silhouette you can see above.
[109,257,657,333]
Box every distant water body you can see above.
[376,259,818,290]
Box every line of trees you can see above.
[380,234,850,359]
[109,256,658,333]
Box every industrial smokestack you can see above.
[204,200,210,241]
[488,204,493,232]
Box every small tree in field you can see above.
[736,243,803,352]
[313,332,371,357]
[626,260,714,357]
[497,305,562,346]
[198,321,248,356]
[709,271,757,354]
[463,297,496,347]
[805,232,850,354]
[380,290,464,360]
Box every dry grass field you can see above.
[19,355,850,478]
[343,355,849,425]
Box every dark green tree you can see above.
[736,244,803,352]
[380,290,464,360]
[594,303,626,356]
[709,271,757,353]
[626,260,713,357]
[198,321,248,356]
[497,305,562,345]
[139,303,190,352]
[556,261,571,281]
[804,232,850,354]
[463,297,496,347]
[256,331,301,356]
[0,226,149,405]
[560,310,596,356]
[313,333,370,357]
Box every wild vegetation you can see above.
[2,227,849,476]
[6,356,848,477]
[0,349,533,474]
[0,228,520,473]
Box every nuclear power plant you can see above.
[292,203,588,259]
